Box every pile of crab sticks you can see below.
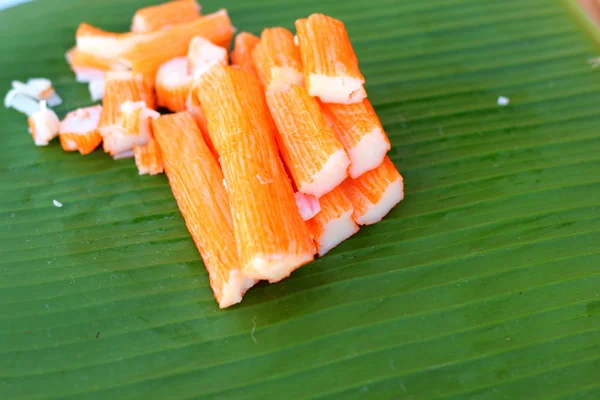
[4,0,404,308]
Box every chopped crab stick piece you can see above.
[266,85,350,198]
[187,36,228,79]
[131,0,201,33]
[251,27,304,92]
[341,157,404,225]
[76,23,144,60]
[65,47,111,81]
[295,192,321,221]
[59,105,103,154]
[134,133,163,175]
[295,14,366,104]
[10,78,62,107]
[102,100,160,158]
[307,187,359,256]
[117,10,234,80]
[98,71,153,140]
[27,101,60,146]
[156,56,191,112]
[321,99,391,178]
[231,32,260,72]
[153,112,255,308]
[198,66,315,282]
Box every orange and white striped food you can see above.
[252,27,304,92]
[131,0,201,33]
[187,36,228,79]
[117,10,234,80]
[198,65,316,282]
[98,71,153,138]
[231,32,260,72]
[27,101,60,146]
[321,99,391,178]
[59,105,103,154]
[307,187,359,256]
[133,133,163,175]
[99,72,157,158]
[266,85,350,198]
[156,56,191,112]
[65,47,111,81]
[65,48,108,100]
[294,192,321,221]
[295,14,366,104]
[152,111,255,308]
[76,23,143,60]
[102,100,160,158]
[341,156,404,225]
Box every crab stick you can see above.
[27,101,60,146]
[99,72,156,157]
[252,27,304,92]
[153,112,255,308]
[156,56,191,112]
[59,105,103,154]
[231,32,260,73]
[187,36,228,79]
[117,10,234,80]
[321,99,391,178]
[104,100,160,158]
[294,192,321,221]
[134,133,163,175]
[341,156,404,225]
[307,187,359,256]
[131,0,201,33]
[295,14,366,104]
[76,23,143,60]
[266,85,350,198]
[65,47,111,81]
[198,65,315,282]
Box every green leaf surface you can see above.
[1,0,600,398]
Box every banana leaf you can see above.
[1,0,600,398]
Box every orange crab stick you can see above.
[252,27,304,92]
[266,85,350,198]
[117,10,234,80]
[131,0,201,33]
[294,192,320,221]
[65,47,112,79]
[133,133,164,175]
[153,112,255,308]
[307,187,359,256]
[187,36,228,79]
[99,72,156,158]
[156,56,191,112]
[295,14,366,104]
[341,156,404,225]
[231,32,260,72]
[321,99,391,178]
[198,65,316,282]
[59,105,103,155]
[76,23,143,60]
